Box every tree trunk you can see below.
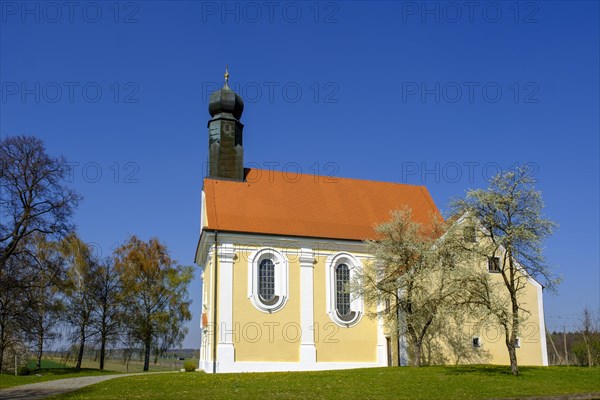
[76,328,86,369]
[143,336,151,372]
[508,260,520,376]
[36,333,43,369]
[407,327,422,367]
[0,320,6,372]
[99,336,106,370]
[504,320,519,376]
[583,336,593,367]
[412,340,422,367]
[508,343,518,375]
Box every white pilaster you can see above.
[299,248,317,364]
[216,243,236,370]
[376,304,388,366]
[537,285,549,366]
[199,249,213,372]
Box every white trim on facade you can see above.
[536,283,549,366]
[200,191,206,230]
[195,231,372,268]
[199,247,214,370]
[209,360,385,373]
[216,243,235,367]
[299,248,317,364]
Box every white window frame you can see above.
[248,248,288,313]
[325,252,363,327]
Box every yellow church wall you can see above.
[232,248,302,362]
[198,232,545,369]
[209,243,380,364]
[313,254,379,363]
[429,255,545,366]
[441,223,546,366]
[474,265,544,366]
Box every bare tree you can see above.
[0,136,79,369]
[579,306,597,367]
[452,165,558,376]
[0,135,80,270]
[0,255,28,371]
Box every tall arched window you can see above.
[248,248,288,312]
[326,253,363,326]
[335,264,352,318]
[258,258,277,305]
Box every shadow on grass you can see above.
[440,365,519,376]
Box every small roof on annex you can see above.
[202,168,441,242]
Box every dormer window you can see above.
[464,225,477,243]
[488,256,501,273]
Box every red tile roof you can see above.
[203,169,441,241]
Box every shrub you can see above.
[183,361,196,372]
[572,337,600,367]
[18,366,30,376]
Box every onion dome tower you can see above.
[207,66,245,180]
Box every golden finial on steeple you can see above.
[224,64,229,85]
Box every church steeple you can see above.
[207,66,245,180]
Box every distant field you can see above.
[1,354,196,389]
[48,366,600,400]
[43,355,196,373]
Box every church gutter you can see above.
[212,230,218,374]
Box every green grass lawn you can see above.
[26,358,69,369]
[0,366,120,389]
[46,366,600,400]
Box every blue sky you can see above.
[1,1,598,347]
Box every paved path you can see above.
[0,371,178,400]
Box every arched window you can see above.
[335,264,353,320]
[248,248,288,312]
[258,258,277,305]
[326,253,363,326]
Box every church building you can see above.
[194,72,548,373]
